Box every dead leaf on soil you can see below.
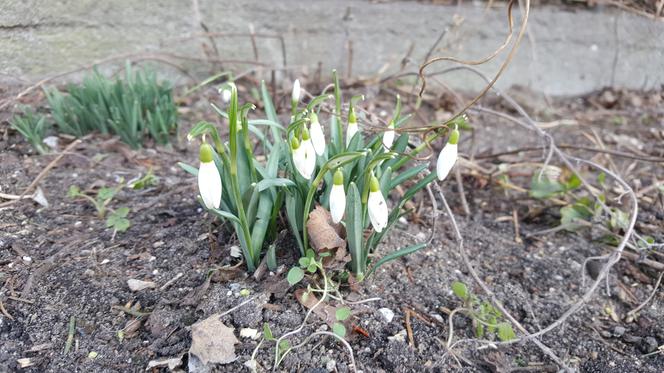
[189,314,238,366]
[306,206,350,269]
[307,205,345,251]
[295,288,351,331]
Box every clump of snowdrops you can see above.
[182,71,463,278]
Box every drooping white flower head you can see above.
[382,120,395,149]
[309,112,326,156]
[436,127,459,181]
[367,175,388,232]
[291,130,316,180]
[292,79,301,104]
[301,127,317,178]
[221,89,231,103]
[329,169,346,224]
[198,143,222,209]
[346,107,359,147]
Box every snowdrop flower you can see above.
[198,143,222,209]
[382,120,395,149]
[436,127,459,181]
[309,112,326,156]
[292,79,301,105]
[346,107,359,146]
[367,175,388,232]
[329,169,346,224]
[221,89,231,103]
[291,129,316,180]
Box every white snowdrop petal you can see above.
[293,146,310,180]
[303,139,316,179]
[436,143,457,181]
[198,161,222,209]
[221,89,231,103]
[368,191,388,232]
[329,184,346,224]
[310,120,326,156]
[382,129,395,149]
[346,123,358,146]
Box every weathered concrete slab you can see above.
[1,0,663,95]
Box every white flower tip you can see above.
[292,79,301,102]
[221,89,231,103]
[436,143,458,181]
[198,161,222,209]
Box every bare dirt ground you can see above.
[1,82,663,372]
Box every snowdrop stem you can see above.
[227,83,255,270]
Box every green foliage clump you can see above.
[44,62,177,148]
[10,107,50,154]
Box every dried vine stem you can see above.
[410,0,531,133]
[434,66,639,371]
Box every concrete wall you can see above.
[2,0,663,95]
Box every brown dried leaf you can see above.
[307,205,345,252]
[189,314,238,366]
[295,288,339,328]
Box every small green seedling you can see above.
[68,181,131,233]
[451,281,516,341]
[105,207,131,233]
[128,168,158,190]
[333,307,351,338]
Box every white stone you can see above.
[378,308,394,323]
[388,329,407,343]
[127,279,156,291]
[239,328,259,340]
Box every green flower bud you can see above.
[290,136,301,150]
[448,128,460,145]
[333,169,344,186]
[199,143,214,163]
[369,174,380,192]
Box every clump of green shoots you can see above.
[184,71,465,279]
[182,82,294,272]
[44,62,177,148]
[10,107,50,154]
[282,71,465,279]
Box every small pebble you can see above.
[640,336,658,353]
[378,308,395,323]
[623,334,642,344]
[239,328,259,340]
[326,359,336,372]
[388,330,407,343]
[127,279,156,291]
[612,326,626,337]
[22,256,32,263]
